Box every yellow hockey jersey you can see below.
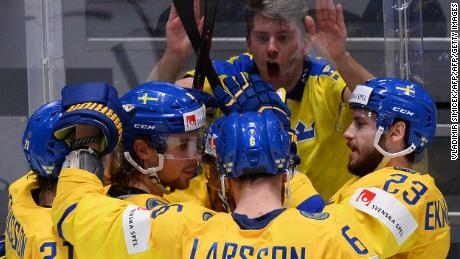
[325,167,450,258]
[6,172,75,259]
[165,172,211,208]
[108,185,170,209]
[187,53,353,199]
[167,171,324,212]
[52,169,378,259]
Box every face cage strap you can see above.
[374,126,416,158]
[123,151,171,194]
[217,174,231,212]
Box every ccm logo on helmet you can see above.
[392,107,414,116]
[134,124,155,130]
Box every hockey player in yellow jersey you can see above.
[106,81,209,208]
[52,110,379,259]
[166,114,325,213]
[165,76,325,212]
[5,100,75,259]
[148,0,375,199]
[326,78,450,258]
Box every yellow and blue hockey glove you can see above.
[214,73,290,124]
[53,82,127,155]
[213,72,300,166]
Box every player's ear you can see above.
[388,121,407,148]
[133,139,154,160]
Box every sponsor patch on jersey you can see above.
[350,85,373,105]
[350,187,418,245]
[122,204,152,254]
[202,212,214,221]
[299,211,330,220]
[183,104,206,132]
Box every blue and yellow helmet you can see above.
[216,111,290,178]
[120,81,206,154]
[22,101,69,178]
[349,77,436,155]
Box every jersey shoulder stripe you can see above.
[308,56,331,76]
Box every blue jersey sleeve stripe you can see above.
[57,203,78,239]
[296,194,325,213]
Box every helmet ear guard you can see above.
[348,78,436,158]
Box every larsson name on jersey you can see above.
[189,238,307,259]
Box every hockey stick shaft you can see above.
[172,0,222,90]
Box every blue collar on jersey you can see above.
[232,208,286,230]
[286,56,311,101]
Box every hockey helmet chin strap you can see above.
[374,126,416,158]
[217,174,231,212]
[123,151,171,194]
[284,156,296,208]
[284,169,293,209]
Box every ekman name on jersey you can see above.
[189,238,307,259]
[425,199,449,230]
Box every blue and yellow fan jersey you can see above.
[6,172,75,259]
[52,168,379,259]
[325,167,450,258]
[186,53,353,199]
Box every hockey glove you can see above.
[213,72,300,166]
[213,72,290,127]
[54,82,127,155]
